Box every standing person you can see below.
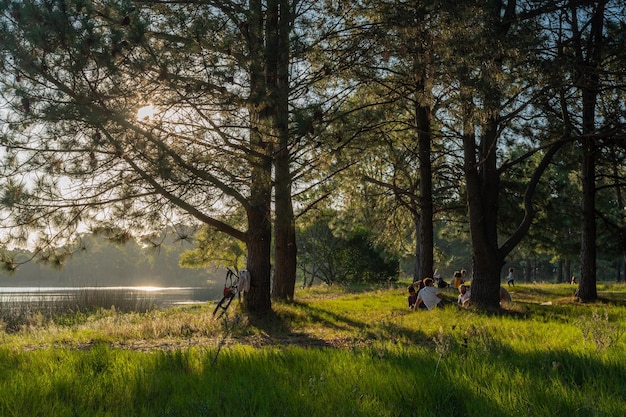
[433,268,441,284]
[452,271,463,289]
[461,269,468,284]
[506,267,515,287]
[416,278,445,310]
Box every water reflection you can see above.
[0,286,213,308]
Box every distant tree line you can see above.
[0,233,215,288]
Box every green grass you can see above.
[0,282,625,416]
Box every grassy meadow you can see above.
[0,282,625,417]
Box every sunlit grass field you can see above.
[0,282,624,416]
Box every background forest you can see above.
[0,1,625,313]
[0,232,213,288]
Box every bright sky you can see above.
[137,104,156,120]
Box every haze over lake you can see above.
[0,234,230,310]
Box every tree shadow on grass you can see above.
[595,295,626,307]
[244,301,431,348]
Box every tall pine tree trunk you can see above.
[273,148,297,300]
[413,212,422,282]
[615,162,624,284]
[578,135,597,301]
[463,122,504,310]
[459,3,514,310]
[268,0,296,301]
[566,259,572,283]
[417,101,434,280]
[576,2,605,302]
[243,0,274,314]
[245,96,273,313]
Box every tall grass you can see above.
[0,283,624,416]
[0,288,157,332]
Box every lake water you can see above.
[0,286,215,308]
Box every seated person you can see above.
[416,278,444,310]
[411,282,429,310]
[407,285,418,309]
[435,276,448,288]
[457,284,471,306]
[413,279,425,291]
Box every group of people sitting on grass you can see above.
[408,269,512,310]
[407,278,445,310]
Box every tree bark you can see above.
[461,2,515,310]
[576,1,605,302]
[417,102,434,280]
[245,103,273,313]
[566,259,572,283]
[245,201,273,313]
[243,0,274,314]
[273,151,297,300]
[270,0,297,301]
[578,135,597,300]
[413,213,422,282]
[463,122,503,310]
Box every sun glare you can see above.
[137,104,156,120]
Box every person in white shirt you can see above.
[506,267,515,287]
[457,284,471,306]
[416,278,444,310]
